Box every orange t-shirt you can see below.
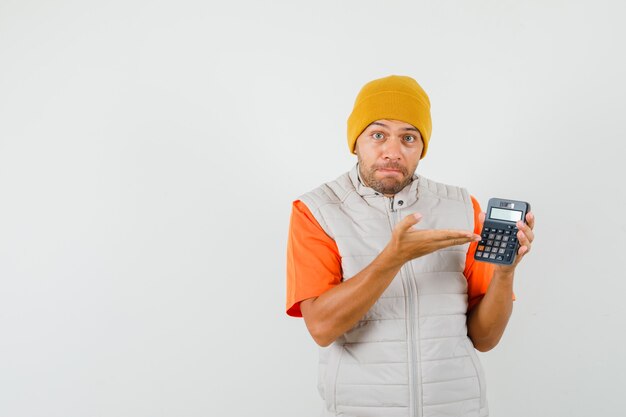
[286,196,502,317]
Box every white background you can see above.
[1,1,625,416]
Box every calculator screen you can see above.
[490,207,523,222]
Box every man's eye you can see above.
[404,135,415,143]
[372,132,384,140]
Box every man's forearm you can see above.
[467,270,514,352]
[300,247,403,347]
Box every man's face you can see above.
[355,119,424,197]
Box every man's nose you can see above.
[382,137,402,160]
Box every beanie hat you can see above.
[347,75,432,159]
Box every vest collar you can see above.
[349,163,420,209]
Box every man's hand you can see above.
[386,212,481,267]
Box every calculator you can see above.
[474,198,531,265]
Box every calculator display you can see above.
[490,207,523,222]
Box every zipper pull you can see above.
[390,196,395,212]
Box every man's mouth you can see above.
[375,165,406,175]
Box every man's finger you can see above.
[517,230,532,253]
[419,233,481,254]
[398,212,423,232]
[525,212,535,230]
[428,236,480,252]
[518,245,529,257]
[431,229,480,242]
[517,226,534,245]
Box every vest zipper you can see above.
[406,254,422,417]
[389,198,421,417]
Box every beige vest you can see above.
[299,165,489,417]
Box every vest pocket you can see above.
[464,338,487,410]
[324,343,345,412]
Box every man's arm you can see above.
[467,211,535,352]
[301,212,481,347]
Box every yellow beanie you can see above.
[347,75,432,158]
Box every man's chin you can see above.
[371,178,407,195]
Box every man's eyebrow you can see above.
[369,122,419,133]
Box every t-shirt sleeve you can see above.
[464,195,516,311]
[286,200,342,317]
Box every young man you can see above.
[286,75,534,417]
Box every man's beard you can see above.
[358,159,414,196]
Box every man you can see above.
[286,75,534,417]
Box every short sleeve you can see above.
[464,196,516,311]
[286,200,342,317]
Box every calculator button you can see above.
[499,248,506,254]
[504,230,511,235]
[488,233,495,239]
[479,240,486,245]
[489,254,497,259]
[476,251,483,257]
[507,225,513,229]
[510,237,517,243]
[496,255,504,261]
[478,245,485,251]
[505,251,513,261]
[495,235,502,241]
[491,228,498,232]
[487,240,494,246]
[508,243,516,249]
[497,229,504,233]
[503,236,510,242]
[491,247,499,253]
[482,252,490,258]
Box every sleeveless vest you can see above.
[299,164,489,417]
